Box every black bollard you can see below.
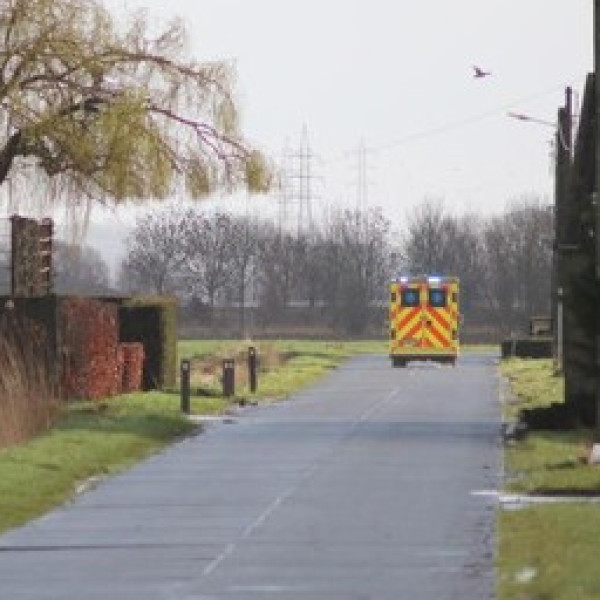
[180,359,191,414]
[222,359,235,397]
[248,346,258,393]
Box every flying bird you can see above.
[472,65,491,79]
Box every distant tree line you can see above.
[117,206,393,336]
[54,242,112,295]
[402,198,553,337]
[114,196,553,339]
[0,238,112,297]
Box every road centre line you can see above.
[202,387,401,578]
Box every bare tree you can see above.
[480,199,553,333]
[226,216,259,334]
[449,216,485,313]
[54,241,111,294]
[0,0,271,210]
[435,214,485,314]
[315,208,392,334]
[181,213,234,311]
[401,200,488,315]
[255,225,297,322]
[119,206,188,294]
[291,232,321,309]
[480,216,517,331]
[402,199,451,274]
[311,232,343,318]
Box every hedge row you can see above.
[501,337,553,359]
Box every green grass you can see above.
[0,392,200,533]
[499,358,596,493]
[500,358,564,421]
[177,339,244,361]
[462,343,500,353]
[256,347,348,399]
[178,339,388,361]
[498,357,600,600]
[268,339,388,355]
[504,431,598,493]
[498,505,600,600]
[249,340,393,399]
[178,339,388,399]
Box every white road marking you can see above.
[202,388,401,579]
[202,542,236,576]
[471,489,600,508]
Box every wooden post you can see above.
[222,359,235,398]
[180,359,191,414]
[248,346,258,393]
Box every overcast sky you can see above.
[86,0,593,267]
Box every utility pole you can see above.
[554,87,573,375]
[595,0,600,437]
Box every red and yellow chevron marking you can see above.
[389,278,459,358]
[390,286,422,352]
[427,307,453,346]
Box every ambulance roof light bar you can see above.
[392,274,451,284]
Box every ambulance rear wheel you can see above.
[392,358,407,368]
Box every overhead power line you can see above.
[321,83,569,164]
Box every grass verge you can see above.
[500,358,564,422]
[499,358,596,493]
[0,392,199,534]
[498,357,600,600]
[177,339,387,399]
[0,339,385,535]
[498,505,600,600]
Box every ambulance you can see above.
[389,275,459,367]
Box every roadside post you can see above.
[180,359,191,414]
[222,359,235,397]
[248,346,258,393]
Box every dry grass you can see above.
[0,314,59,448]
[185,341,284,393]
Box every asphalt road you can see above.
[0,352,501,600]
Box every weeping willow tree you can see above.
[0,0,271,213]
